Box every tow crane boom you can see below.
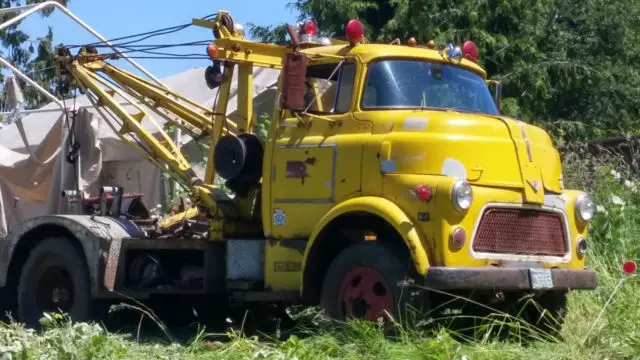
[53,11,335,236]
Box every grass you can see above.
[1,148,640,360]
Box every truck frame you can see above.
[0,10,596,333]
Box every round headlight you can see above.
[575,194,595,223]
[452,180,473,211]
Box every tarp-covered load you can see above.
[0,66,280,236]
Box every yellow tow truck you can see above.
[0,11,596,332]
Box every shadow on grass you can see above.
[75,283,569,352]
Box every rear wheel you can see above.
[17,237,91,329]
[320,242,421,329]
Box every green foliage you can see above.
[0,0,69,109]
[5,153,640,359]
[253,112,271,140]
[247,23,290,45]
[249,0,640,143]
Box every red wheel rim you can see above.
[337,267,394,323]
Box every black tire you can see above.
[17,237,91,329]
[319,241,422,328]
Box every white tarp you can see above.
[0,65,280,236]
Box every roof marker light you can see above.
[446,43,463,60]
[303,20,318,35]
[462,40,479,62]
[346,19,364,45]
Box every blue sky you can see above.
[17,0,300,78]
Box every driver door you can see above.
[269,60,362,240]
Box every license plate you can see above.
[529,268,554,289]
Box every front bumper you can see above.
[423,267,597,291]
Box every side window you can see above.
[303,62,356,114]
[334,63,356,113]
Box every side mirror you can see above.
[487,80,502,113]
[281,52,308,112]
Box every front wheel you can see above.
[17,237,91,329]
[319,242,421,328]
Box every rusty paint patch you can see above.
[286,160,308,183]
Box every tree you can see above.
[250,0,640,143]
[1,0,69,110]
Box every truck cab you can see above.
[260,23,596,329]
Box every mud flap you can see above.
[103,237,122,291]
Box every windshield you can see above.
[362,59,499,115]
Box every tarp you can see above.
[0,65,280,236]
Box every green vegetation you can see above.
[0,0,70,109]
[249,0,640,143]
[1,150,638,359]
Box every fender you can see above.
[302,196,430,284]
[0,214,145,296]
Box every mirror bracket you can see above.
[487,79,502,113]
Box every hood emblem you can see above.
[517,121,533,163]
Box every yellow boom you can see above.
[52,11,300,236]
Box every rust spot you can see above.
[304,157,316,166]
[286,161,308,184]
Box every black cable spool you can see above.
[213,12,234,40]
[214,133,263,195]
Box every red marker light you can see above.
[462,40,479,62]
[416,185,432,201]
[451,227,467,249]
[623,260,637,274]
[303,20,318,35]
[206,43,219,58]
[346,19,364,44]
